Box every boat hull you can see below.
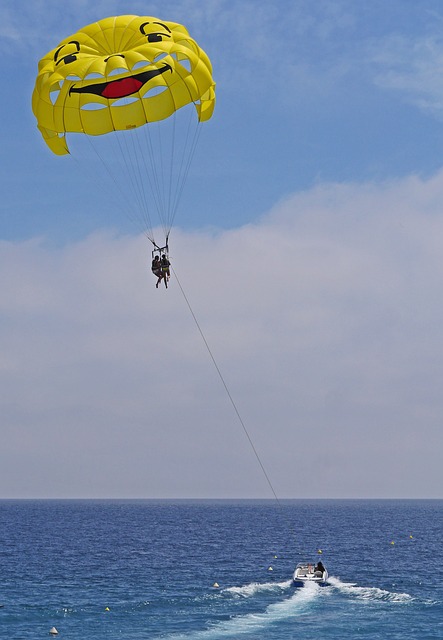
[292,575,328,586]
[292,563,328,586]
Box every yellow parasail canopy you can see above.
[32,14,215,155]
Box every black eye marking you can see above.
[54,41,80,65]
[139,21,172,42]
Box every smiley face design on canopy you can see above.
[32,15,215,155]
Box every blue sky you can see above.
[4,0,443,240]
[1,0,443,498]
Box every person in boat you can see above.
[151,255,164,289]
[315,561,325,574]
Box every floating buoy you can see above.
[213,582,219,588]
[390,541,395,545]
[274,555,278,559]
[105,607,110,612]
[268,566,273,571]
[317,549,323,554]
[409,535,414,539]
[49,628,58,635]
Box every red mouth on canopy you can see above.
[101,77,144,99]
[69,64,172,100]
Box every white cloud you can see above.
[2,171,443,498]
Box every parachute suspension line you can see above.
[142,120,169,239]
[131,128,161,238]
[166,75,206,230]
[118,131,149,232]
[168,109,203,231]
[82,134,152,241]
[172,266,282,507]
[167,112,177,229]
[116,130,155,243]
[139,105,202,240]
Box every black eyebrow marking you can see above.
[153,22,172,33]
[54,40,80,63]
[139,21,172,35]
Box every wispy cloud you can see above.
[369,34,443,118]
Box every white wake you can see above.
[224,579,292,598]
[163,581,320,639]
[327,576,413,603]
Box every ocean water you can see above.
[0,500,441,639]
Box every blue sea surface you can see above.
[0,500,441,639]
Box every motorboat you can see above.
[292,561,328,585]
